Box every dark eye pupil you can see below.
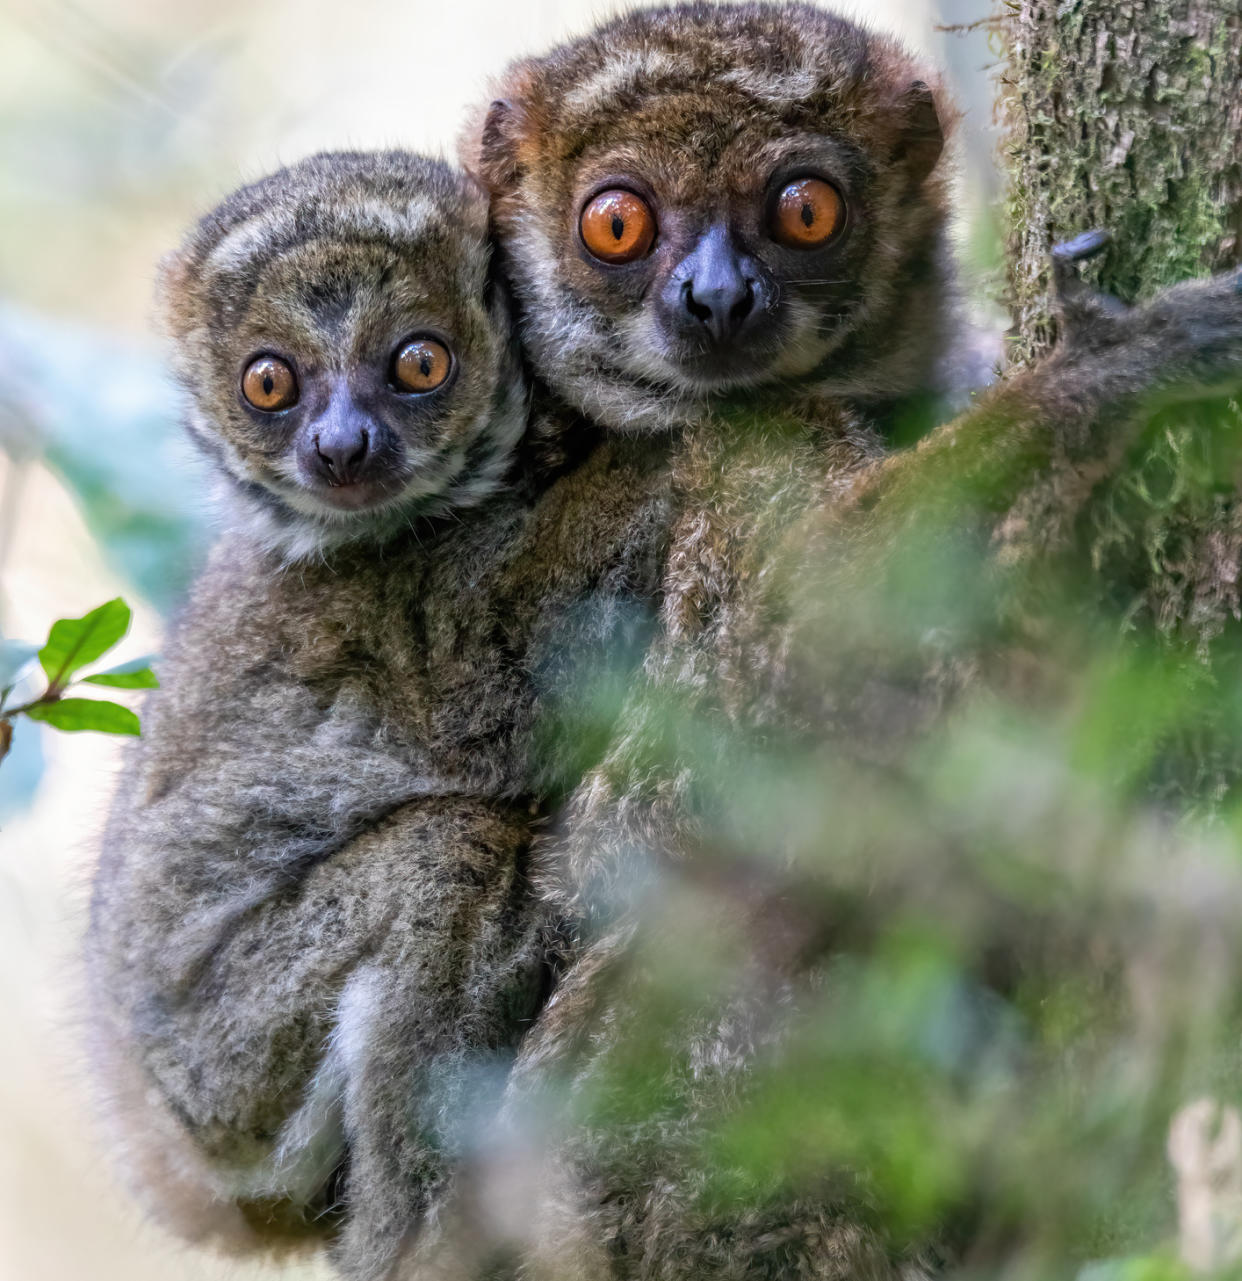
[611,215,625,241]
[262,373,274,394]
[801,202,815,228]
[419,356,431,377]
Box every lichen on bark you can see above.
[1003,0,1242,362]
[999,1,1242,808]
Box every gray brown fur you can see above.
[87,151,672,1280]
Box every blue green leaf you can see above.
[81,656,159,689]
[37,598,131,687]
[24,697,140,736]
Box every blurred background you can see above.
[0,1,994,1277]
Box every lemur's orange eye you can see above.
[392,337,452,393]
[771,178,845,250]
[580,190,656,264]
[242,356,298,411]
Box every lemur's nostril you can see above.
[682,276,754,342]
[683,279,712,326]
[730,281,756,327]
[315,428,370,484]
[348,429,370,471]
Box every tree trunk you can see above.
[1003,0,1242,363]
[1000,0,1242,808]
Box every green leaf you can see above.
[37,598,131,688]
[24,698,140,736]
[81,656,159,689]
[0,640,38,689]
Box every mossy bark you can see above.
[1001,1,1242,809]
[1003,0,1242,362]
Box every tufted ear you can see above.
[458,65,538,197]
[478,99,522,192]
[154,247,197,341]
[894,79,945,187]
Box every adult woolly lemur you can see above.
[87,150,672,1281]
[454,4,1242,1276]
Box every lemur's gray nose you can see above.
[305,387,375,487]
[313,422,370,485]
[674,224,765,345]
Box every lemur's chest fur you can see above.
[162,433,672,804]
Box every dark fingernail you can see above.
[1052,229,1112,264]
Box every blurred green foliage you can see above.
[539,384,1242,1279]
[0,304,200,810]
[1,304,208,612]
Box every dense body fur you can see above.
[90,436,671,1275]
[87,152,672,1280]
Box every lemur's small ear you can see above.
[154,247,196,340]
[894,79,944,187]
[459,67,537,196]
[479,99,521,190]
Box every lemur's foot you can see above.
[1051,229,1127,341]
[1051,227,1242,394]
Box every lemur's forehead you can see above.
[532,75,882,215]
[536,8,872,131]
[562,95,865,207]
[202,237,491,383]
[511,6,927,211]
[201,195,453,280]
[252,240,477,320]
[196,213,488,339]
[553,61,836,133]
[198,204,478,304]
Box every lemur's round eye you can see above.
[580,190,656,264]
[391,337,452,393]
[241,356,298,411]
[771,178,845,250]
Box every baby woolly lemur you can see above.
[87,150,671,1281]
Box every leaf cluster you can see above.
[0,597,157,767]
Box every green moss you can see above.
[998,2,1242,809]
[1002,3,1240,360]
